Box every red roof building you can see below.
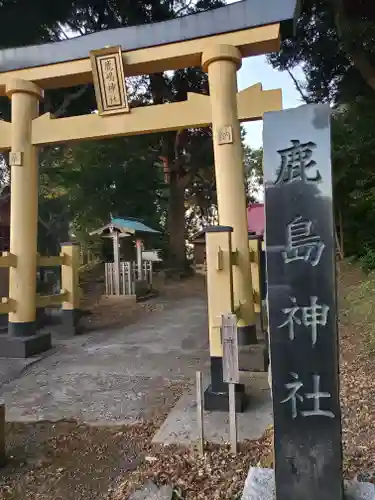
[247,202,265,236]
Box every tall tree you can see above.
[268,0,375,103]
[268,1,375,267]
[39,135,165,248]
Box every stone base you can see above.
[62,309,82,335]
[0,332,51,358]
[241,467,375,500]
[204,383,248,413]
[36,307,48,329]
[238,324,258,346]
[239,343,268,372]
[0,314,7,334]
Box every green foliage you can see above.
[345,271,375,352]
[268,0,375,104]
[244,146,263,203]
[39,135,166,247]
[359,247,375,274]
[268,1,375,271]
[0,0,75,47]
[330,99,375,262]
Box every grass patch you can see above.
[344,271,375,353]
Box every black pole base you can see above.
[204,356,248,412]
[238,343,269,372]
[238,323,258,346]
[0,314,7,334]
[204,383,248,412]
[0,321,51,358]
[62,309,83,335]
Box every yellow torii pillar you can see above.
[3,79,51,357]
[202,45,256,408]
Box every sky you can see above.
[238,57,305,149]
[225,0,305,149]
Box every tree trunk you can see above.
[339,206,344,258]
[167,173,187,274]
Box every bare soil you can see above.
[0,382,186,500]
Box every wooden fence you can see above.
[0,243,80,315]
[105,261,153,296]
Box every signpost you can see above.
[222,313,239,454]
[263,104,343,500]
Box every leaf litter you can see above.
[0,263,375,499]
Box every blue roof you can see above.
[111,218,160,235]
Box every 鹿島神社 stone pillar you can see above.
[202,44,256,344]
[1,79,51,357]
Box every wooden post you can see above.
[105,263,109,295]
[113,231,121,295]
[248,236,262,314]
[0,404,5,467]
[196,371,204,455]
[204,226,251,411]
[126,262,132,295]
[61,242,81,334]
[204,226,242,412]
[136,239,143,280]
[222,313,239,454]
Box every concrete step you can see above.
[239,343,268,372]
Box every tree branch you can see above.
[330,0,375,92]
[286,68,312,104]
[174,0,194,16]
[54,85,90,118]
[348,51,375,92]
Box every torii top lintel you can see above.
[0,0,299,86]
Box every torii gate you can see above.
[0,0,299,411]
